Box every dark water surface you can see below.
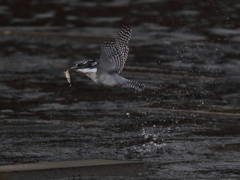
[0,0,240,179]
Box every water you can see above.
[0,0,240,179]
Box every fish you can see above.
[64,69,72,87]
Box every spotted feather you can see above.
[98,25,132,74]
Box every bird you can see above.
[68,24,145,92]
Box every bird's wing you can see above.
[97,25,132,75]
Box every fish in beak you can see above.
[64,69,72,87]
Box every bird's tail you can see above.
[122,80,145,92]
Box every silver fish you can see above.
[64,70,72,87]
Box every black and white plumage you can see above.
[69,25,145,92]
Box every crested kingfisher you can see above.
[68,24,145,92]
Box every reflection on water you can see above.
[0,0,240,179]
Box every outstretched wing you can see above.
[97,24,132,75]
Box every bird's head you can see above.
[70,59,97,73]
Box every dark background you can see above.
[0,0,240,179]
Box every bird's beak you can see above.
[69,65,78,71]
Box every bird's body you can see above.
[76,67,98,83]
[69,24,145,92]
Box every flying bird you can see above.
[67,24,145,92]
